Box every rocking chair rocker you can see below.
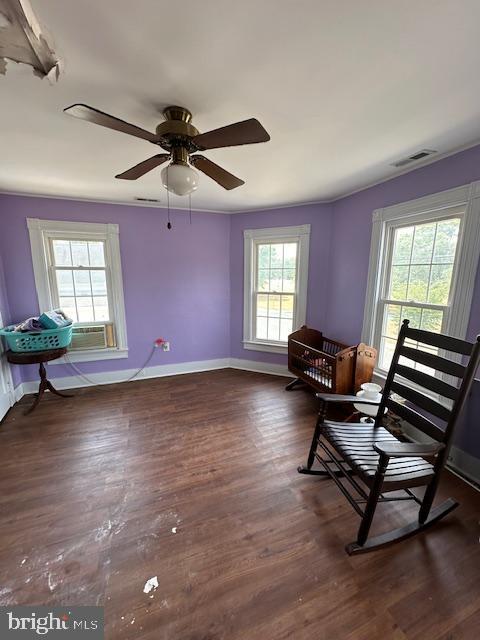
[298,319,480,554]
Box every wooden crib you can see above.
[286,326,377,394]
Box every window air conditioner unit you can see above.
[70,323,116,351]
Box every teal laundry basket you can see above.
[0,324,72,352]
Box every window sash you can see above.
[46,238,114,327]
[374,214,462,373]
[252,239,299,344]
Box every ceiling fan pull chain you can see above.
[166,167,172,230]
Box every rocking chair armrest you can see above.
[316,393,382,405]
[373,442,445,459]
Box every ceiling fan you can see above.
[63,104,270,196]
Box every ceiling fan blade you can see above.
[191,155,245,190]
[115,154,170,180]
[64,104,157,142]
[193,118,270,150]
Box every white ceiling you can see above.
[1,0,480,212]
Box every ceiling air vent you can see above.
[391,149,437,168]
[135,197,161,203]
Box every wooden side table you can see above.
[6,348,73,414]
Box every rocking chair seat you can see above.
[323,421,435,489]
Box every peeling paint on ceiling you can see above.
[0,0,60,80]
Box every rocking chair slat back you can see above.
[395,364,459,401]
[404,326,474,356]
[390,380,451,422]
[398,345,466,378]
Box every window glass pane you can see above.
[71,241,90,267]
[58,297,77,322]
[428,264,453,304]
[380,337,397,370]
[90,270,107,295]
[407,265,430,302]
[267,317,280,341]
[256,294,268,317]
[257,269,270,292]
[433,219,460,263]
[76,297,94,322]
[421,308,443,333]
[280,318,293,342]
[52,240,72,266]
[55,270,74,296]
[282,269,295,293]
[268,294,281,318]
[411,222,435,263]
[270,270,282,292]
[392,226,413,265]
[280,295,294,319]
[73,270,92,296]
[401,305,421,328]
[283,243,297,268]
[256,316,268,339]
[383,304,401,339]
[88,242,105,267]
[389,266,409,300]
[270,244,284,268]
[93,296,109,321]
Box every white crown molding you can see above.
[0,190,227,214]
[3,137,480,215]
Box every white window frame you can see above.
[27,218,128,363]
[243,224,310,354]
[362,181,480,379]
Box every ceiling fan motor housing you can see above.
[155,106,201,154]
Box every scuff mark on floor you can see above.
[47,572,57,592]
[143,576,158,594]
[95,520,113,541]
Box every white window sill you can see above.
[243,340,288,354]
[49,347,129,364]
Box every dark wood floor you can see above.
[1,369,479,639]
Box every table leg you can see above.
[46,379,73,398]
[25,362,73,414]
[25,363,48,415]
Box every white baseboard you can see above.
[16,357,292,396]
[229,358,293,378]
[447,446,480,488]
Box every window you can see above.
[27,219,128,363]
[243,225,310,353]
[362,182,480,375]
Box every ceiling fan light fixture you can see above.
[161,162,199,196]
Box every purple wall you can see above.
[0,195,231,382]
[229,204,333,364]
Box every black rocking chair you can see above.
[298,319,480,554]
